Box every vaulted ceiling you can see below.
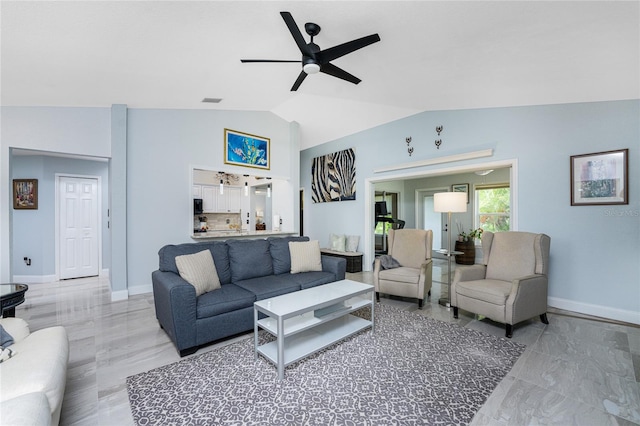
[2,1,638,149]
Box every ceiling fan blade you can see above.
[280,12,311,56]
[291,70,308,91]
[320,63,361,85]
[240,59,301,63]
[317,34,380,64]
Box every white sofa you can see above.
[0,318,69,426]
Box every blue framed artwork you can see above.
[224,128,270,170]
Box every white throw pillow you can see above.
[346,235,360,252]
[329,233,346,252]
[289,240,323,274]
[175,249,221,296]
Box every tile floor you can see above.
[11,259,640,425]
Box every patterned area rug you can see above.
[127,305,525,425]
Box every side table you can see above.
[1,283,28,317]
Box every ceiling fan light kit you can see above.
[303,63,320,74]
[241,11,380,91]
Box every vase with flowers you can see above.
[455,225,483,265]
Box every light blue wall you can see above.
[301,100,640,322]
[125,108,294,291]
[2,106,296,298]
[11,155,110,276]
[1,106,111,282]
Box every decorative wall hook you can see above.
[435,139,442,149]
[436,125,443,135]
[406,136,412,145]
[408,146,414,156]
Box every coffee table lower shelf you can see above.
[256,314,371,369]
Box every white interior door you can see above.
[59,177,99,279]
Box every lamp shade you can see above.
[434,192,467,213]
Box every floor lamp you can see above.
[434,192,467,307]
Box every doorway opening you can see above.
[363,159,518,270]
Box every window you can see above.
[475,184,510,232]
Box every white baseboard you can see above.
[12,274,56,284]
[111,290,129,302]
[110,284,152,301]
[548,297,640,325]
[128,284,152,296]
[100,268,109,278]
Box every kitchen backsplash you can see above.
[194,212,242,231]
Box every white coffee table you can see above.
[254,279,375,380]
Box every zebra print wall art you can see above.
[311,148,356,203]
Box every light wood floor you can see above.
[13,260,640,425]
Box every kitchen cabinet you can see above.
[216,187,242,213]
[201,185,217,212]
[196,185,242,213]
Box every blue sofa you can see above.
[152,236,346,356]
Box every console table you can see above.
[1,283,28,317]
[320,249,363,273]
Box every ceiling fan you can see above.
[241,11,381,91]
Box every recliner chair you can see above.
[451,231,551,337]
[373,228,433,308]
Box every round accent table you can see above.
[0,283,28,318]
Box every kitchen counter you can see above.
[191,230,297,240]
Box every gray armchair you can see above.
[451,231,551,338]
[373,229,433,308]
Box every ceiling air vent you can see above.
[201,98,223,103]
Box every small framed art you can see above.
[452,183,469,203]
[13,179,38,210]
[570,148,628,206]
[224,128,270,170]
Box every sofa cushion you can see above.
[268,236,309,275]
[378,266,421,284]
[456,279,512,306]
[159,242,231,284]
[0,326,68,418]
[0,392,51,426]
[0,318,30,343]
[196,284,256,319]
[289,240,323,274]
[234,275,301,300]
[175,249,221,296]
[227,239,273,281]
[293,271,338,289]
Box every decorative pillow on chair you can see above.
[289,240,323,274]
[175,249,221,296]
[346,235,360,252]
[329,234,346,252]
